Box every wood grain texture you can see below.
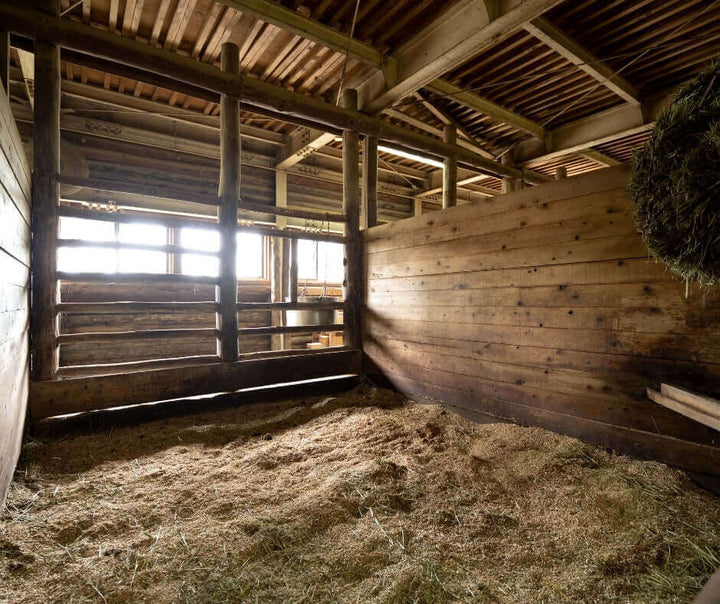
[0,83,30,506]
[363,165,720,475]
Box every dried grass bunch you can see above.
[629,60,720,285]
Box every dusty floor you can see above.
[1,385,720,603]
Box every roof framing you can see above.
[522,17,641,105]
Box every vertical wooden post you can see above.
[555,167,567,180]
[501,152,516,194]
[0,30,9,93]
[341,88,362,350]
[271,170,287,350]
[31,0,61,381]
[216,42,240,362]
[289,238,298,304]
[442,125,457,209]
[361,135,378,230]
[413,197,423,217]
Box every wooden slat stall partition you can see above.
[363,165,720,475]
[0,81,31,504]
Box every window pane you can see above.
[318,242,344,283]
[58,246,117,273]
[118,250,167,274]
[59,217,115,242]
[181,227,220,252]
[297,239,317,280]
[182,254,219,277]
[119,223,167,245]
[236,233,263,279]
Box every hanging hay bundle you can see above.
[628,60,720,286]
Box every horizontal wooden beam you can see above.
[237,323,345,336]
[57,238,219,256]
[59,174,348,222]
[57,271,220,284]
[56,354,221,378]
[58,301,218,313]
[237,301,344,311]
[59,204,346,242]
[523,17,640,105]
[30,348,362,419]
[58,327,217,344]
[216,0,387,69]
[0,3,522,180]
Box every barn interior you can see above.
[1,0,720,601]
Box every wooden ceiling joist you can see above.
[361,0,566,112]
[0,2,535,182]
[523,17,641,105]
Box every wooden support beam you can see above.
[0,29,9,92]
[361,135,378,230]
[217,42,240,362]
[58,328,217,344]
[442,125,458,209]
[0,3,525,181]
[30,0,61,381]
[289,237,298,304]
[362,0,564,112]
[272,172,286,350]
[413,197,423,217]
[342,89,362,350]
[30,349,362,420]
[238,323,345,336]
[501,151,516,194]
[578,149,621,167]
[523,17,641,105]
[57,238,218,256]
[58,301,217,313]
[555,166,567,179]
[276,127,335,169]
[57,271,220,284]
[425,78,545,139]
[237,301,344,311]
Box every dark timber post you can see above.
[30,0,61,380]
[361,135,378,229]
[341,89,362,350]
[442,124,457,209]
[289,238,298,304]
[217,42,240,362]
[0,29,9,92]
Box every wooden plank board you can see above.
[648,389,720,433]
[31,348,362,419]
[660,384,720,420]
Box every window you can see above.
[179,228,265,279]
[58,217,167,274]
[297,240,344,283]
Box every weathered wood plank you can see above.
[31,349,362,419]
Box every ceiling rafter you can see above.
[523,17,641,105]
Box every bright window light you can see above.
[182,253,219,277]
[236,232,263,279]
[59,217,114,242]
[378,145,444,168]
[118,250,167,274]
[58,246,118,273]
[119,222,166,245]
[181,227,220,252]
[297,239,344,283]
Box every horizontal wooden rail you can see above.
[238,199,346,223]
[238,323,345,336]
[57,327,217,344]
[57,301,218,313]
[58,239,219,256]
[237,301,344,311]
[56,354,221,377]
[58,174,220,206]
[59,204,216,229]
[60,205,345,243]
[57,271,220,284]
[30,349,362,420]
[59,174,348,222]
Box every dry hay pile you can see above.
[2,385,720,603]
[628,60,720,285]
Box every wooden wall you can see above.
[0,83,30,504]
[364,166,720,475]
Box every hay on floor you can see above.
[2,385,719,603]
